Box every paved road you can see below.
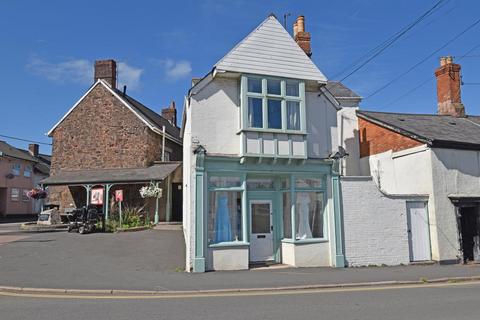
[1,281,479,320]
[1,228,480,291]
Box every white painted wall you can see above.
[341,176,418,266]
[430,148,480,261]
[337,105,361,176]
[189,76,340,159]
[182,99,195,271]
[190,77,241,155]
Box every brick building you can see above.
[352,57,480,265]
[42,59,183,223]
[0,141,50,217]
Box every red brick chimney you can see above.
[161,101,177,127]
[94,59,117,88]
[293,16,312,58]
[28,143,39,157]
[435,56,465,117]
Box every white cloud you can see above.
[26,57,143,90]
[117,62,143,91]
[159,59,192,79]
[26,57,92,85]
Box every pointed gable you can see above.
[215,15,327,82]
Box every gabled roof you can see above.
[0,140,37,162]
[357,110,480,150]
[47,80,181,144]
[112,88,180,139]
[215,15,327,82]
[326,81,361,100]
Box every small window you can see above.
[163,151,170,162]
[296,177,323,188]
[22,189,29,202]
[286,81,299,97]
[209,176,242,188]
[11,188,20,201]
[12,164,20,176]
[247,78,262,93]
[24,165,32,177]
[248,97,263,128]
[267,99,282,129]
[247,178,274,190]
[286,101,300,130]
[267,79,281,95]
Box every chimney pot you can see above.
[28,144,39,157]
[435,56,465,117]
[161,101,177,127]
[294,15,312,58]
[94,59,117,88]
[297,16,305,33]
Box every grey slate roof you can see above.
[113,89,181,139]
[0,141,38,162]
[41,162,181,185]
[326,81,361,99]
[0,141,51,175]
[357,110,480,150]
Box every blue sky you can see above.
[1,0,479,154]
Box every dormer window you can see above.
[241,75,305,133]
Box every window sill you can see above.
[281,238,328,244]
[237,128,307,135]
[208,241,250,248]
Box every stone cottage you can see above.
[42,60,183,223]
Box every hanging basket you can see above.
[139,183,163,199]
[27,188,48,200]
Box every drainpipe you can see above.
[162,126,166,162]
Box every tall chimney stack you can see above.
[293,15,312,58]
[161,101,177,127]
[435,56,465,117]
[94,59,117,88]
[28,143,39,157]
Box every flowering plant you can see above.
[139,183,163,198]
[27,188,48,200]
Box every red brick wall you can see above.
[358,118,423,158]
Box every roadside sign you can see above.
[115,190,123,202]
[90,188,103,205]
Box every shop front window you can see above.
[208,191,242,244]
[295,192,324,239]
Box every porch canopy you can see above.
[40,162,181,223]
[41,162,180,186]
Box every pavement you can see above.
[0,224,480,293]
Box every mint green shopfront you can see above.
[192,152,346,272]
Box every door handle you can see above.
[271,225,274,231]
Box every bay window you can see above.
[242,75,305,132]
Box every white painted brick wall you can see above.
[341,176,411,266]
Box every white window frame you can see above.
[240,75,306,134]
[12,163,21,176]
[24,165,32,177]
[11,188,20,201]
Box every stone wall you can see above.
[49,83,181,211]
